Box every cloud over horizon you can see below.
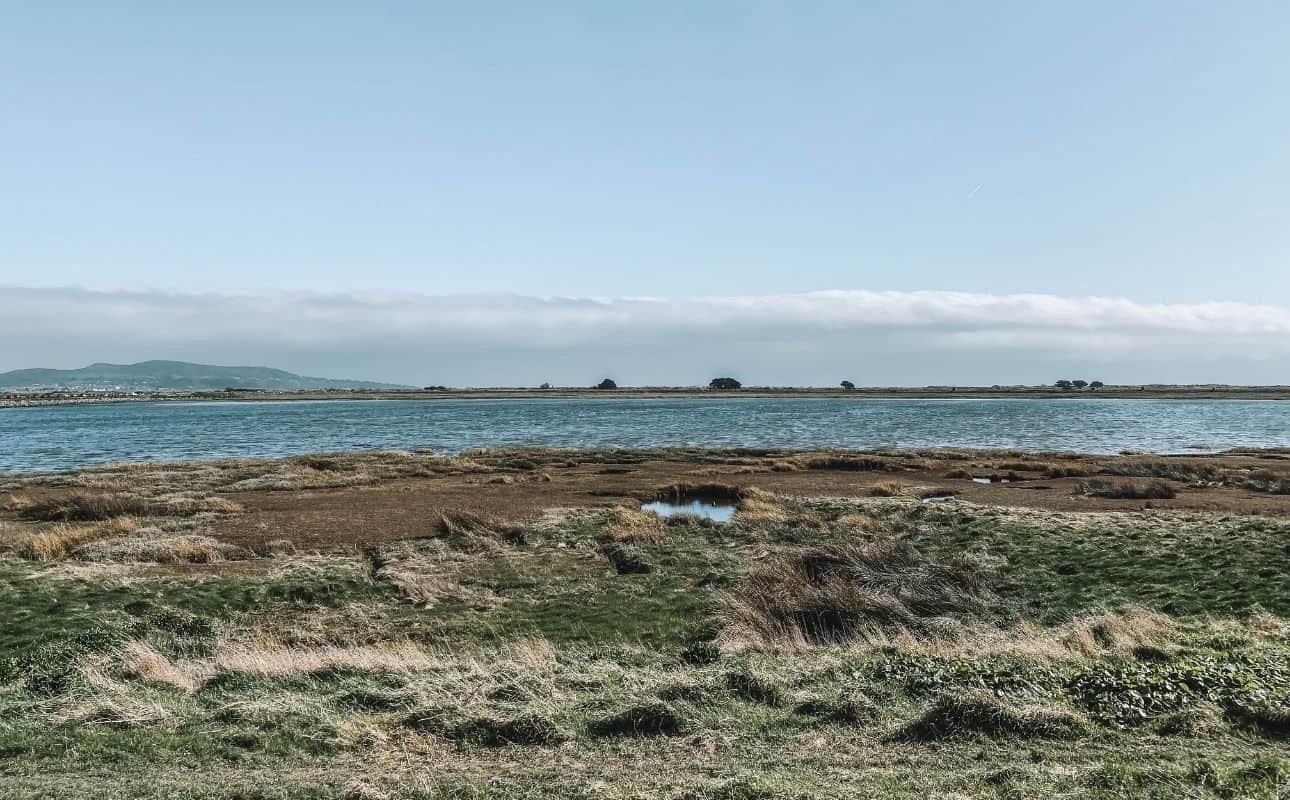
[5,286,1289,386]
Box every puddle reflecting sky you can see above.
[641,499,735,523]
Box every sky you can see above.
[2,2,1288,384]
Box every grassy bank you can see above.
[0,452,1287,798]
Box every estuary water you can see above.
[2,397,1288,474]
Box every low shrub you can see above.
[1068,654,1287,725]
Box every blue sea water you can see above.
[2,397,1288,474]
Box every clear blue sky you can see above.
[2,1,1287,301]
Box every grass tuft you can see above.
[722,540,991,646]
[589,702,684,737]
[603,505,668,542]
[794,690,878,725]
[1075,479,1177,500]
[723,667,785,706]
[1154,703,1226,737]
[1230,701,1290,737]
[451,713,568,747]
[600,542,652,574]
[869,481,904,497]
[893,690,1085,741]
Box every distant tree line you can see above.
[1054,379,1105,390]
[595,377,748,390]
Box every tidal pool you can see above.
[641,499,735,523]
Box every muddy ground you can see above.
[6,448,1288,554]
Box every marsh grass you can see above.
[76,533,249,564]
[15,491,241,523]
[1076,479,1178,500]
[19,518,139,561]
[18,492,152,522]
[601,505,668,542]
[1097,459,1224,485]
[721,539,992,647]
[2,450,1289,799]
[653,482,745,503]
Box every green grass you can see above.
[0,559,398,659]
[1,493,1288,798]
[902,504,1290,622]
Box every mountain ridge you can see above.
[0,360,407,390]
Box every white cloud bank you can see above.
[4,286,1289,386]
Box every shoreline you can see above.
[6,384,1290,408]
[5,443,1289,480]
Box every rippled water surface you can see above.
[3,397,1289,473]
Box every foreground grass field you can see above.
[0,449,1287,798]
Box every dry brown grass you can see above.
[603,505,668,542]
[0,518,30,546]
[869,481,904,497]
[426,510,529,551]
[212,641,439,677]
[18,517,140,562]
[1076,479,1177,500]
[721,539,991,648]
[18,492,152,522]
[801,455,893,472]
[1098,458,1223,484]
[63,697,175,729]
[120,641,203,692]
[1041,463,1097,479]
[653,482,745,503]
[341,780,391,800]
[834,512,886,533]
[14,450,492,501]
[733,496,793,526]
[75,533,247,564]
[1,492,34,512]
[365,548,489,608]
[1060,608,1177,654]
[788,608,1183,661]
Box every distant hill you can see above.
[0,361,407,390]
